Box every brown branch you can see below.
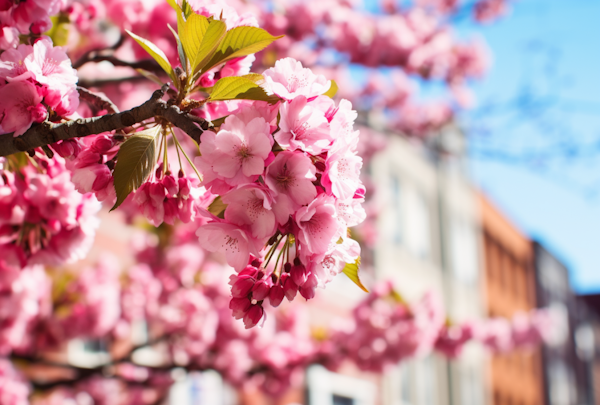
[0,86,205,157]
[77,86,120,114]
[76,55,164,73]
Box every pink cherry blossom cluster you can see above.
[122,228,317,396]
[320,282,558,373]
[0,0,61,50]
[40,256,122,344]
[0,38,79,136]
[195,58,365,328]
[61,130,205,226]
[0,154,100,269]
[0,265,51,355]
[0,358,30,405]
[475,309,558,353]
[322,282,445,372]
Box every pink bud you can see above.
[149,182,167,204]
[92,135,115,153]
[91,165,111,191]
[229,297,251,319]
[178,177,191,197]
[252,279,270,301]
[243,304,264,329]
[281,273,298,301]
[291,263,309,286]
[162,198,178,225]
[239,266,258,278]
[300,274,318,300]
[76,150,101,167]
[28,103,47,123]
[162,175,178,196]
[231,275,255,298]
[269,285,284,307]
[354,187,366,199]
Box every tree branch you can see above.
[0,86,205,157]
[77,86,120,114]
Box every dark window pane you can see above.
[333,395,355,405]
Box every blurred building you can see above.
[577,294,600,405]
[533,243,596,405]
[478,194,544,405]
[369,129,487,405]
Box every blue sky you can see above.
[459,0,600,292]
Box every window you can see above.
[307,365,376,405]
[68,338,110,368]
[333,395,355,405]
[415,356,437,405]
[169,370,235,405]
[403,185,431,260]
[449,218,478,284]
[399,363,412,403]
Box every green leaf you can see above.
[208,76,280,103]
[241,73,265,84]
[46,14,70,46]
[192,19,227,73]
[180,14,209,68]
[126,30,175,82]
[207,196,227,218]
[342,256,369,293]
[201,27,284,74]
[111,126,162,211]
[135,69,165,86]
[322,79,338,98]
[166,0,182,12]
[165,0,181,12]
[181,0,193,18]
[167,24,187,74]
[208,115,229,129]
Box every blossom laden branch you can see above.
[0,86,206,157]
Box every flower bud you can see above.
[252,279,270,301]
[243,304,264,329]
[269,285,285,307]
[281,273,298,301]
[231,275,255,298]
[229,297,251,319]
[291,263,309,287]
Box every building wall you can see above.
[534,243,595,405]
[478,194,545,405]
[370,135,487,405]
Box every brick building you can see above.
[479,194,544,405]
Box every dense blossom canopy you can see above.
[0,0,542,403]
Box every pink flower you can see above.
[0,44,32,81]
[308,237,360,286]
[264,151,317,207]
[25,38,78,89]
[295,194,341,256]
[0,81,46,136]
[222,184,278,240]
[196,107,274,191]
[211,115,272,179]
[196,222,259,271]
[263,57,332,100]
[277,96,332,154]
[322,133,363,201]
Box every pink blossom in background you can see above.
[0,359,30,405]
[263,58,332,100]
